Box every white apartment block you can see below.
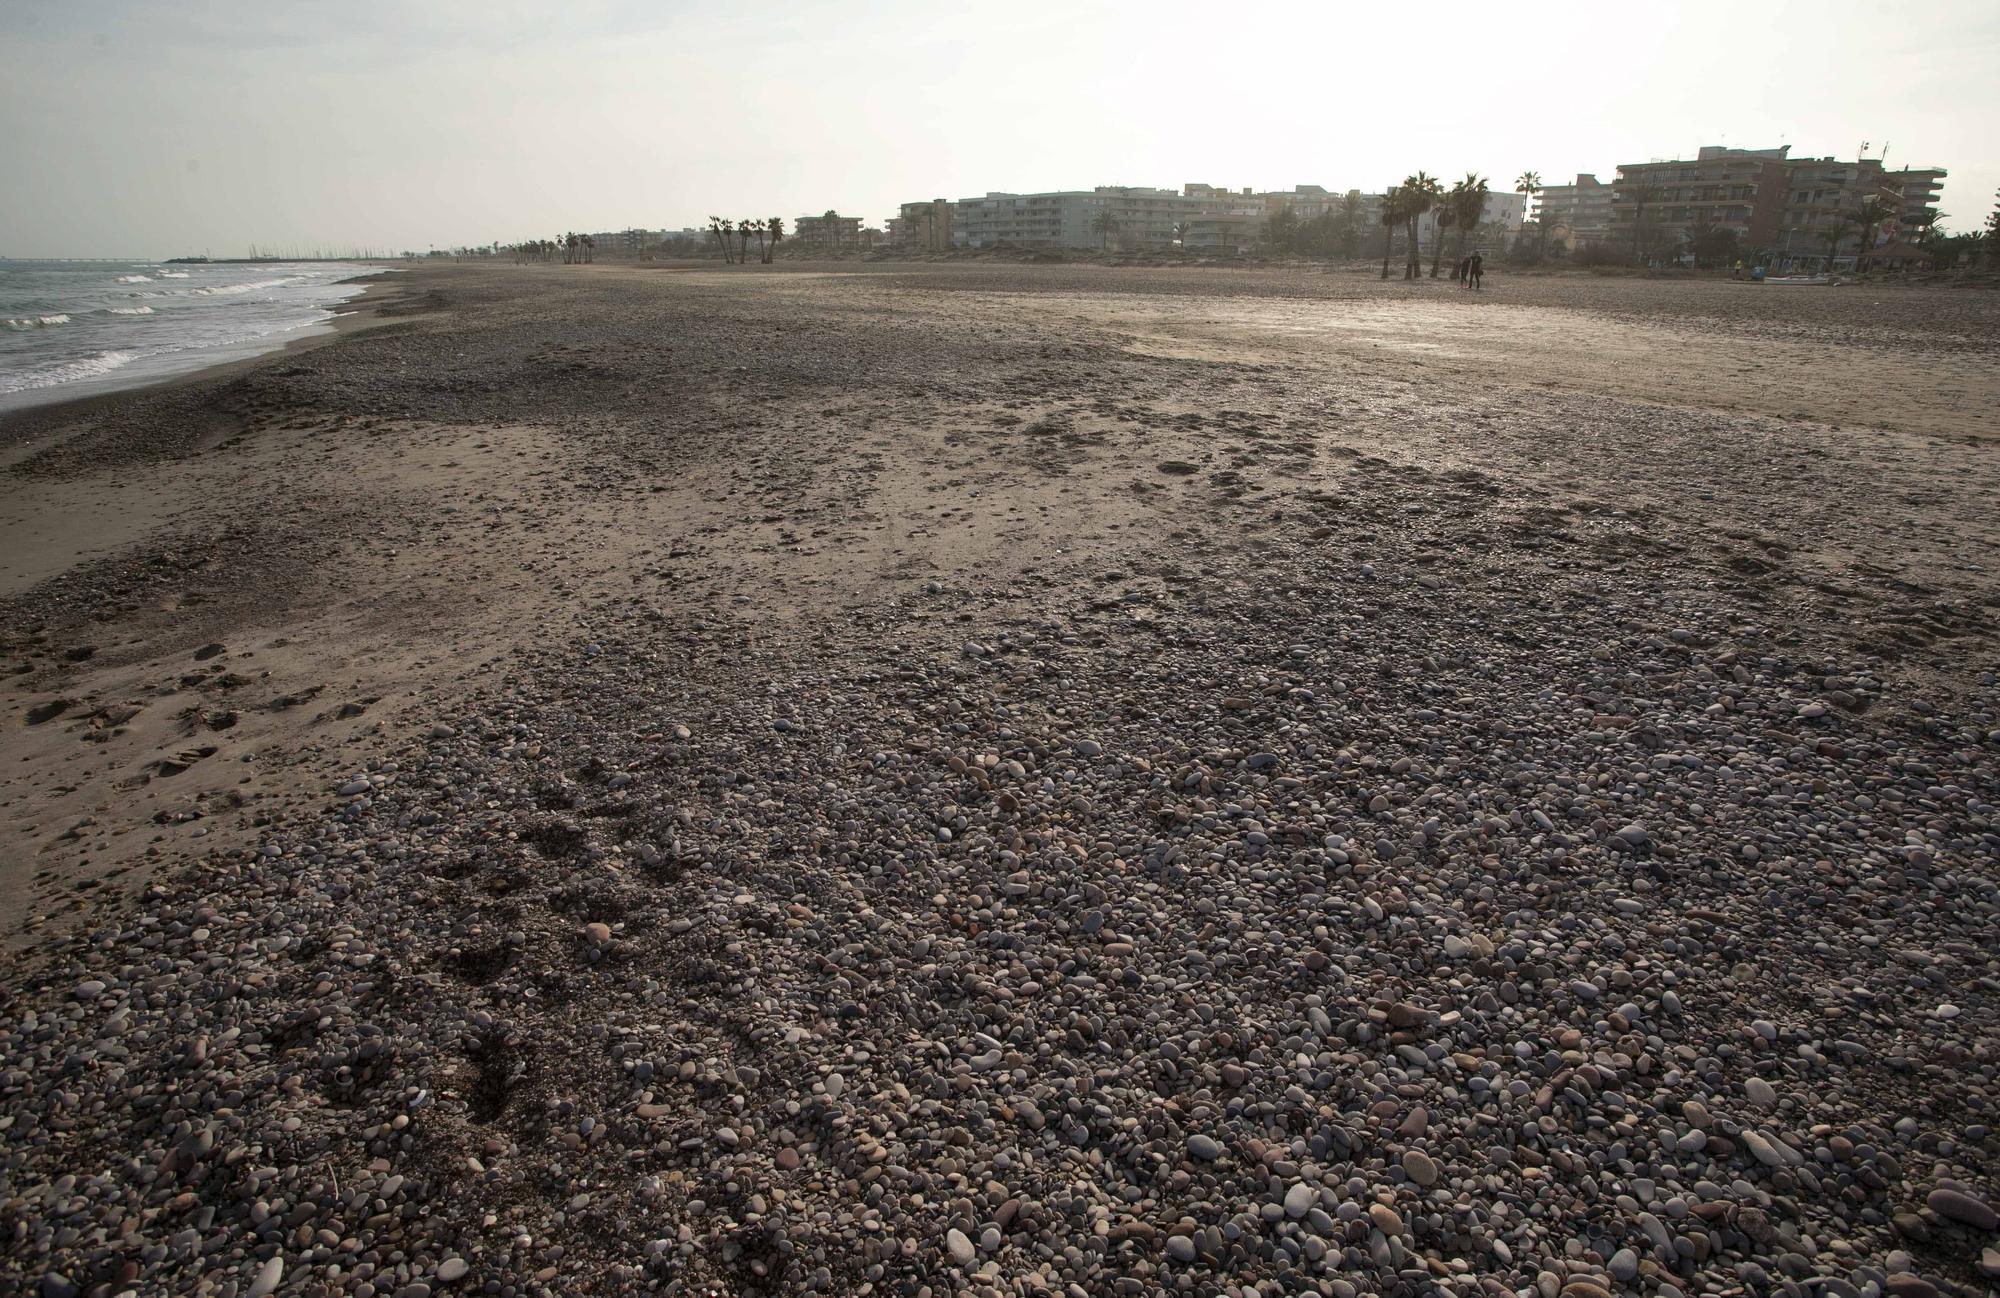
[949,186,1263,252]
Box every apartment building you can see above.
[1535,174,1614,246]
[949,186,1264,252]
[1881,166,1947,235]
[1611,144,1945,265]
[893,199,955,253]
[794,211,864,249]
[1774,155,1950,263]
[1179,185,1267,250]
[1250,184,1343,220]
[951,190,1098,247]
[1772,154,1890,262]
[580,228,660,256]
[1252,185,1382,231]
[1611,145,1791,255]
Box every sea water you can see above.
[0,260,375,411]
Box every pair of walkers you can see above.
[1456,252,1485,290]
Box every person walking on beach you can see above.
[1457,254,1471,284]
[1469,252,1484,291]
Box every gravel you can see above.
[1,264,1996,1296]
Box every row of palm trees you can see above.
[513,234,596,264]
[1377,172,1495,279]
[707,217,786,264]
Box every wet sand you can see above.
[1,263,1996,1297]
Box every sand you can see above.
[4,265,1993,938]
[1,262,1996,1296]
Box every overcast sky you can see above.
[3,0,1994,257]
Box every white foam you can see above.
[5,313,71,329]
[158,271,190,278]
[116,274,153,283]
[108,305,155,315]
[0,349,135,394]
[192,276,304,296]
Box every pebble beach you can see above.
[1,263,1996,1298]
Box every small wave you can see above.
[107,305,156,315]
[0,349,135,395]
[116,274,153,283]
[5,313,71,329]
[191,276,304,296]
[158,271,190,278]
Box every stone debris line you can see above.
[0,266,1997,1298]
[3,537,1996,1298]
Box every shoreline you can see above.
[0,267,408,454]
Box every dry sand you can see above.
[1,263,1996,1297]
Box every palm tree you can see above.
[1402,172,1440,278]
[749,219,768,263]
[1430,197,1456,278]
[582,234,595,264]
[1455,172,1489,268]
[737,220,755,264]
[1089,208,1121,251]
[1851,197,1894,267]
[1338,191,1365,258]
[1682,216,1726,268]
[1172,220,1192,251]
[1684,217,1714,268]
[708,217,733,264]
[765,217,785,263]
[1515,171,1542,225]
[1623,182,1660,263]
[1379,186,1403,279]
[1518,172,1551,260]
[1265,206,1300,254]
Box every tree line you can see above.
[707,217,787,264]
[1374,172,1494,279]
[1261,192,1372,258]
[511,233,596,264]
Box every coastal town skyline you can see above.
[3,0,1995,258]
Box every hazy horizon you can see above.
[4,0,1995,258]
